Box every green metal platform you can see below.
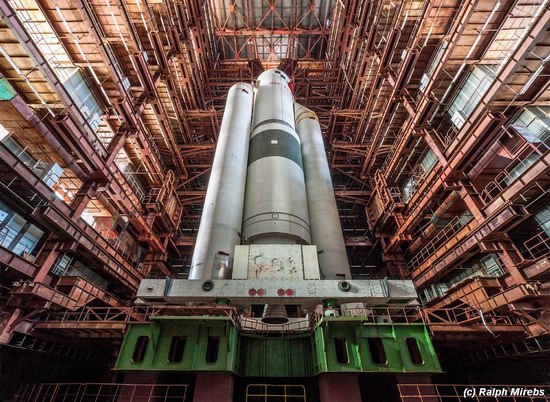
[115,315,441,376]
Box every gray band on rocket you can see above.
[248,129,304,170]
[252,119,294,131]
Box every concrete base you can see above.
[194,372,234,402]
[319,373,362,402]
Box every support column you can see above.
[70,181,97,219]
[33,239,60,283]
[193,373,234,402]
[422,128,447,166]
[105,131,128,166]
[459,181,486,221]
[0,308,21,344]
[497,240,527,286]
[318,373,361,402]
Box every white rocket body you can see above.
[242,69,311,245]
[189,83,253,280]
[190,70,350,280]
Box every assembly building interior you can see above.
[0,0,549,400]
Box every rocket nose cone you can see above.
[257,69,290,83]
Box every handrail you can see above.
[398,384,550,401]
[407,214,473,270]
[519,230,550,260]
[34,305,526,335]
[15,383,189,402]
[481,145,548,204]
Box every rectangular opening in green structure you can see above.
[314,321,442,374]
[115,317,238,372]
[0,78,17,100]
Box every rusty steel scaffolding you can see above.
[0,0,548,399]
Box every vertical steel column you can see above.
[189,83,254,280]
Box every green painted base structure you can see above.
[115,316,441,376]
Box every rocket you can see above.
[189,69,350,282]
